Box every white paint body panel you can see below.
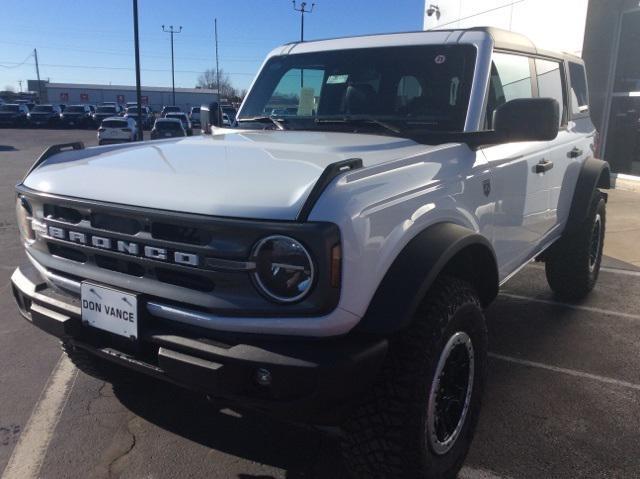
[22,29,597,337]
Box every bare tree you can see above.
[197,68,237,100]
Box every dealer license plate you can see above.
[81,282,138,339]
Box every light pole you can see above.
[292,1,315,42]
[162,24,182,106]
[133,0,143,141]
[292,1,314,88]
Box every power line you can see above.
[0,52,33,69]
[430,0,526,29]
[0,60,256,76]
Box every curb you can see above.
[612,173,640,193]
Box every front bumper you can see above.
[11,264,387,423]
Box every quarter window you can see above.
[535,59,566,125]
[569,62,589,116]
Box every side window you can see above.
[264,68,325,117]
[569,62,589,116]
[486,53,533,127]
[535,59,566,126]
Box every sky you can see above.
[0,0,426,93]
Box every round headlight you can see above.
[251,235,314,303]
[16,196,34,242]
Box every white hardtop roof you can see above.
[269,27,580,62]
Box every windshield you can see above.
[191,107,200,113]
[102,120,127,128]
[126,108,144,114]
[33,105,54,112]
[240,45,476,132]
[166,113,186,121]
[97,106,117,113]
[0,105,19,112]
[66,106,85,113]
[156,121,182,130]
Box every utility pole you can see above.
[162,25,182,106]
[292,1,314,88]
[18,80,22,93]
[133,0,143,141]
[33,48,42,103]
[214,18,220,101]
[292,1,315,42]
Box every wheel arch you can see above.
[565,157,610,233]
[355,222,499,335]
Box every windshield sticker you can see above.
[297,87,315,116]
[435,55,447,65]
[327,74,349,84]
[450,77,460,106]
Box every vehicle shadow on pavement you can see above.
[110,374,350,478]
[0,145,17,151]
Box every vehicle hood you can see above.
[23,130,436,220]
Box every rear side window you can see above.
[486,53,533,127]
[102,120,127,128]
[569,62,589,116]
[535,59,566,125]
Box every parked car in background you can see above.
[150,117,187,139]
[124,105,153,130]
[60,104,93,128]
[161,105,181,117]
[0,103,29,127]
[28,104,62,127]
[97,116,137,145]
[189,106,201,127]
[93,105,121,125]
[221,105,237,124]
[165,112,192,135]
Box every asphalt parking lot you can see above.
[1,128,639,479]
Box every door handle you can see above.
[568,147,583,158]
[535,160,554,174]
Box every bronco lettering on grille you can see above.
[47,225,200,267]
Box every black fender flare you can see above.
[565,157,611,233]
[355,222,499,335]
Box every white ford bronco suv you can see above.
[12,28,610,478]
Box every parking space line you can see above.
[527,262,640,277]
[499,293,640,321]
[489,353,640,392]
[460,466,510,479]
[1,354,77,479]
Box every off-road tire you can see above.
[61,339,118,381]
[341,277,488,479]
[545,191,606,300]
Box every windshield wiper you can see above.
[237,116,286,130]
[314,117,404,135]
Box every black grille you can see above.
[155,268,215,292]
[152,222,211,246]
[95,255,145,277]
[44,204,82,224]
[48,243,87,263]
[91,212,143,235]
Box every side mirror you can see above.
[493,98,560,143]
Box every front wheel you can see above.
[545,191,606,300]
[341,277,487,479]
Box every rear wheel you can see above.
[545,191,606,300]
[341,277,487,479]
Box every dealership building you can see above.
[424,0,640,179]
[27,80,218,113]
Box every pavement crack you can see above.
[107,416,138,478]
